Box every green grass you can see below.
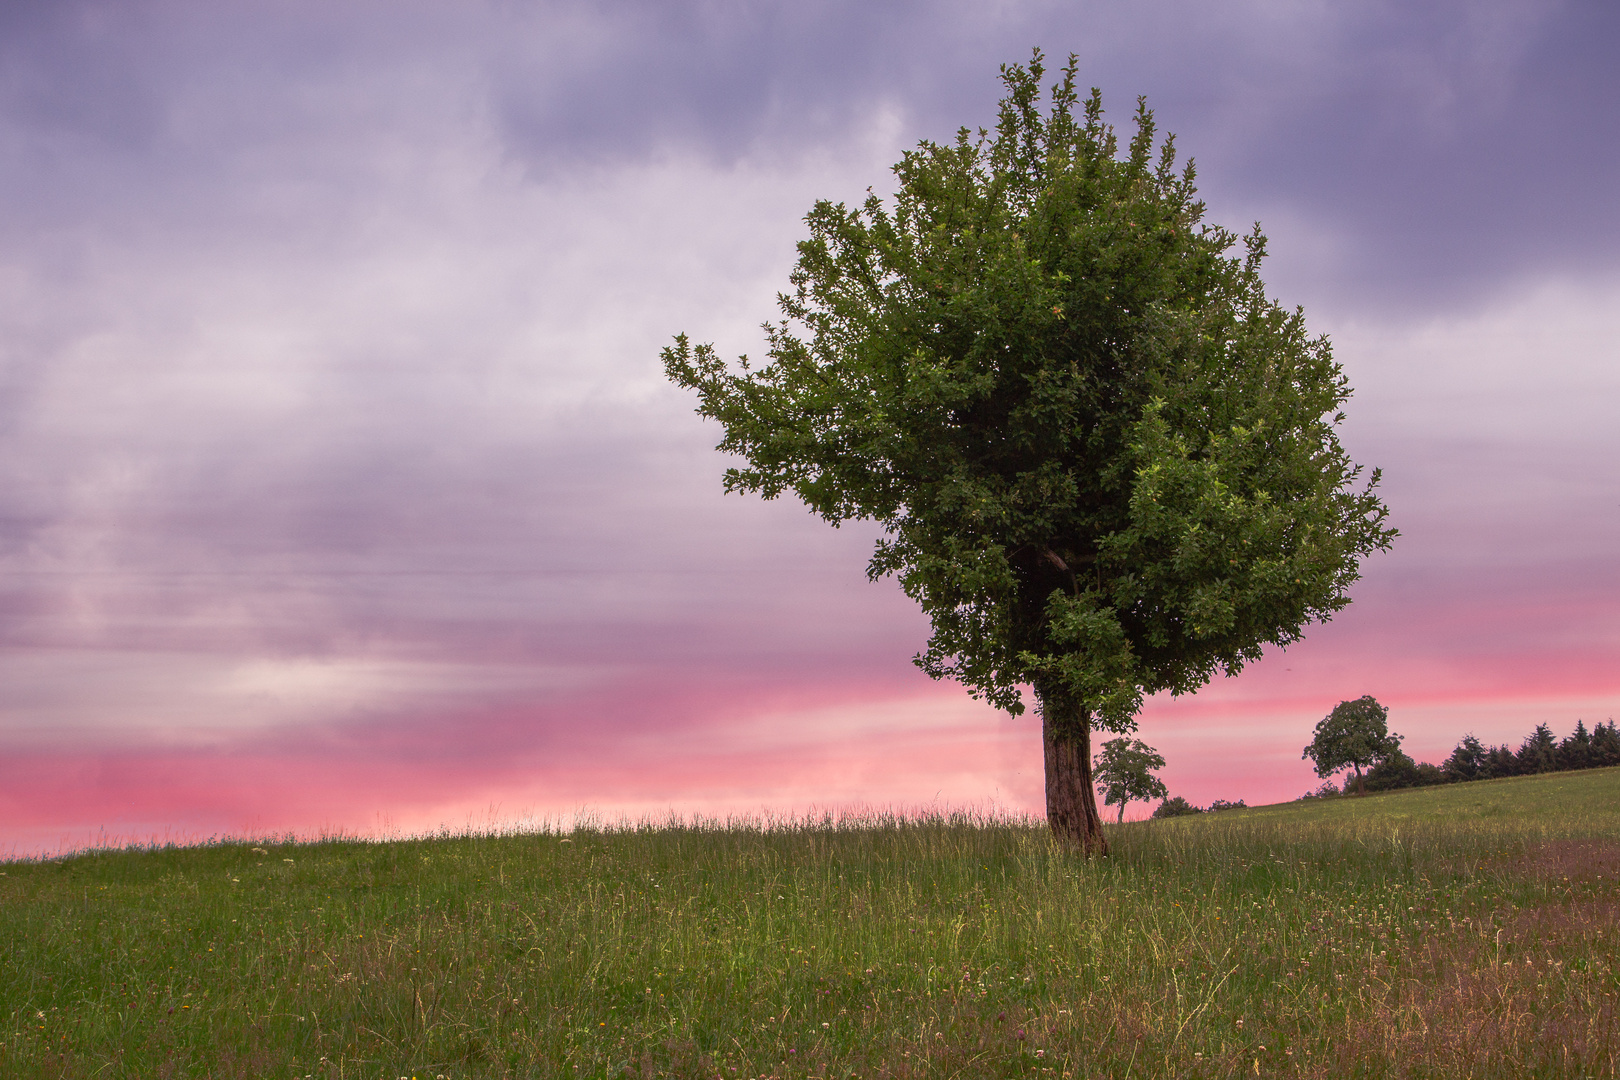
[3,769,1618,1079]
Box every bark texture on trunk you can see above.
[1037,680,1109,855]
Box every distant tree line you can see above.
[1100,700,1617,822]
[1302,707,1620,799]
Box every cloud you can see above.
[0,672,1041,858]
[3,2,1615,311]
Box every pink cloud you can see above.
[6,558,1615,858]
[0,675,1045,857]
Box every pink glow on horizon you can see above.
[1,682,1044,858]
[4,540,1616,858]
[6,585,1616,859]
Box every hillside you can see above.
[1213,763,1620,828]
[2,768,1616,1078]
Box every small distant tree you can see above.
[1206,798,1247,812]
[1302,695,1400,795]
[1093,737,1169,822]
[1442,733,1487,782]
[1151,796,1203,818]
[1515,723,1558,775]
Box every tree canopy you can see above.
[1302,695,1400,793]
[665,50,1395,849]
[1093,737,1169,823]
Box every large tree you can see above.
[664,51,1394,852]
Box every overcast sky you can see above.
[3,0,1616,855]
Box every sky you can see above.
[2,0,1617,856]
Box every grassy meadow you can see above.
[3,769,1618,1079]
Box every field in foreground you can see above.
[3,770,1618,1079]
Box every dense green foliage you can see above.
[1093,736,1168,821]
[1304,718,1620,797]
[1359,750,1448,792]
[1302,695,1401,791]
[664,51,1394,733]
[1444,719,1620,782]
[4,770,1618,1078]
[1151,795,1203,818]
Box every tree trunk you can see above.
[1037,680,1109,855]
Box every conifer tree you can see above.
[1443,733,1486,782]
[1592,720,1620,767]
[1516,723,1558,774]
[1482,743,1518,779]
[1557,719,1593,771]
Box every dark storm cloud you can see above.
[1196,1,1620,311]
[482,0,1620,311]
[486,0,997,167]
[4,1,1614,312]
